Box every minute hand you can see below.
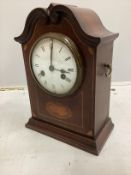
[50,39,53,66]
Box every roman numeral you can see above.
[68,68,74,72]
[65,56,71,61]
[52,84,55,89]
[44,80,47,86]
[61,84,64,89]
[65,77,71,83]
[38,73,42,78]
[41,46,45,52]
[35,54,40,57]
[59,47,63,53]
[34,64,39,67]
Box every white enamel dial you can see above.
[30,33,81,96]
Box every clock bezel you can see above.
[29,32,83,97]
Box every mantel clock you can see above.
[15,3,119,155]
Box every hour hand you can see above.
[54,68,70,74]
[50,39,53,66]
[60,69,70,74]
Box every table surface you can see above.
[0,83,131,175]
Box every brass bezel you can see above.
[29,32,83,97]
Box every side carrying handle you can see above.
[104,64,112,78]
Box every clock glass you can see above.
[30,33,82,97]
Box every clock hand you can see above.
[50,39,53,66]
[54,68,70,74]
[49,39,54,71]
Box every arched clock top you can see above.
[14,3,118,46]
[14,8,48,44]
[48,4,118,41]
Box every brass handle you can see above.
[104,64,112,78]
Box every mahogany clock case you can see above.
[15,3,119,155]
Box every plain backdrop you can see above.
[0,0,131,87]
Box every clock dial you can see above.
[30,33,82,96]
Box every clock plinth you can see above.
[26,117,113,155]
[15,3,118,155]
